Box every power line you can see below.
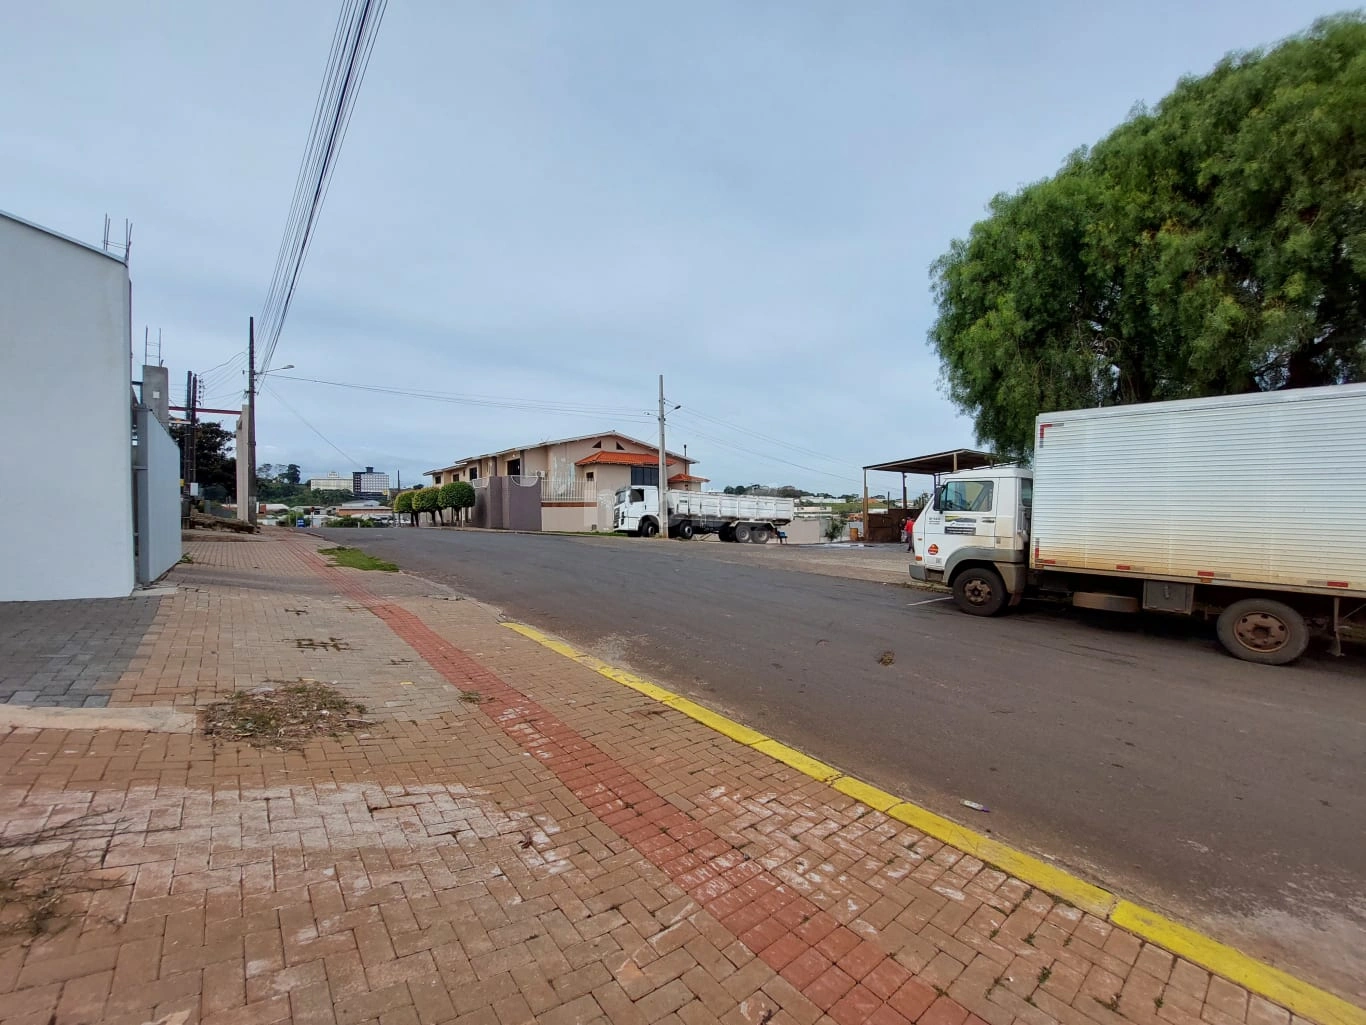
[262,383,358,465]
[271,374,656,420]
[672,406,850,466]
[257,0,388,374]
[667,420,862,487]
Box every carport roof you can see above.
[862,448,1001,476]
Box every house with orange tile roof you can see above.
[425,431,706,532]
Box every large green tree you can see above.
[930,14,1366,459]
[170,421,237,497]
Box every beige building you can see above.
[308,472,351,492]
[426,431,705,532]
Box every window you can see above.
[592,440,602,449]
[935,480,994,513]
[585,471,594,482]
[616,442,625,451]
[629,488,645,503]
[630,465,659,487]
[469,467,479,481]
[1020,478,1033,509]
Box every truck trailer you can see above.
[911,384,1366,665]
[614,486,795,542]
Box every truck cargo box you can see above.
[1031,384,1366,595]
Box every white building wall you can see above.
[0,214,135,600]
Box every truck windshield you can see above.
[936,480,994,512]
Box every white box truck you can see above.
[614,486,795,543]
[911,384,1366,665]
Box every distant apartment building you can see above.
[352,466,390,499]
[308,472,351,492]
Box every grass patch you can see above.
[201,680,373,749]
[320,546,398,572]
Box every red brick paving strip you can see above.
[283,538,959,1025]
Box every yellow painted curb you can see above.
[885,800,1115,917]
[501,620,1363,1025]
[1111,902,1366,1025]
[831,776,902,813]
[752,739,842,782]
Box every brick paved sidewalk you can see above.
[0,534,1332,1025]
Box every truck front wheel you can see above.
[952,567,1008,617]
[1216,599,1309,665]
[639,518,659,538]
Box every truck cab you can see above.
[911,466,1032,613]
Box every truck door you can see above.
[920,478,998,575]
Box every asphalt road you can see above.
[321,527,1366,998]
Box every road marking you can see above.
[502,619,1365,1025]
[906,596,953,606]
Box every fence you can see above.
[543,478,598,504]
[132,406,183,584]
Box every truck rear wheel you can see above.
[1216,599,1309,665]
[675,521,694,540]
[952,567,1008,617]
[750,527,771,544]
[733,523,752,543]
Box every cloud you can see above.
[0,0,1334,492]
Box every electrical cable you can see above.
[256,0,387,374]
[271,374,655,421]
[262,383,358,465]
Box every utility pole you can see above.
[247,317,257,526]
[657,374,669,539]
[186,371,199,495]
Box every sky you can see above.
[1,1,1347,497]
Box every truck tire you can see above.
[733,523,752,543]
[640,518,659,538]
[1216,598,1309,665]
[952,566,1008,617]
[675,521,694,540]
[749,527,770,544]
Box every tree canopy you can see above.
[438,481,476,524]
[170,421,236,497]
[929,14,1366,459]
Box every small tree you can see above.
[438,482,461,526]
[393,490,413,525]
[412,486,440,525]
[450,481,476,525]
[824,513,849,543]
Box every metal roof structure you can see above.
[862,448,1001,476]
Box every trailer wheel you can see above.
[1216,599,1309,665]
[952,566,1007,617]
[733,523,752,543]
[639,518,659,538]
[750,527,770,544]
[675,521,694,540]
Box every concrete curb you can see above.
[0,705,199,733]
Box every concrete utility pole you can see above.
[657,375,669,540]
[247,317,258,526]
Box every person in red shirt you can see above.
[903,516,915,552]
